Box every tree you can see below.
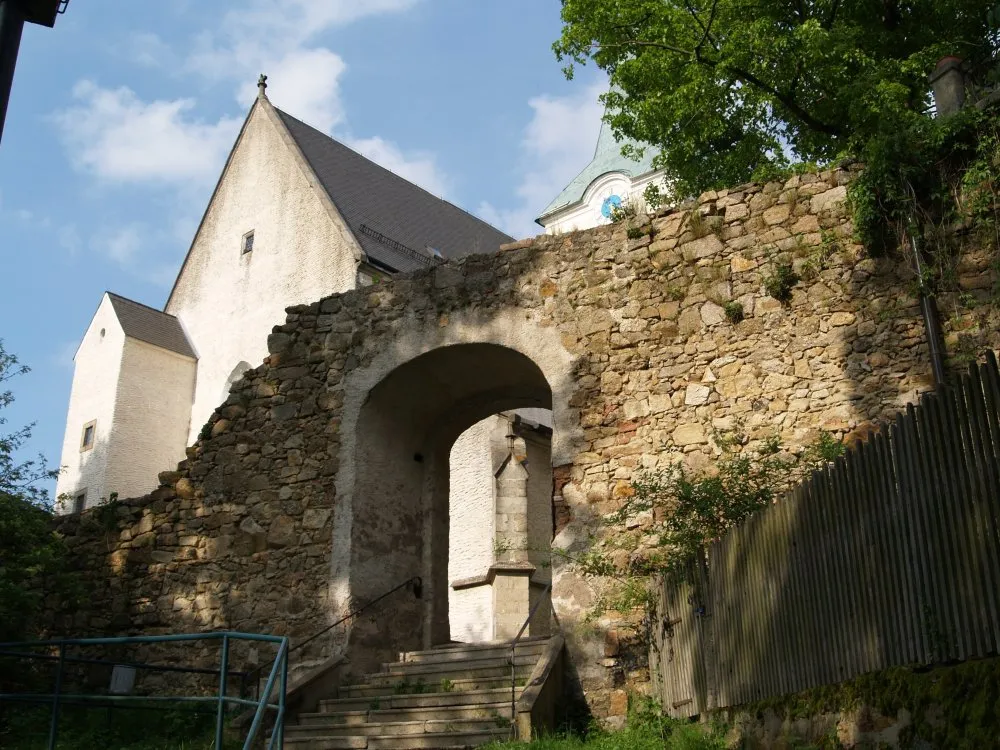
[0,340,76,643]
[554,0,997,198]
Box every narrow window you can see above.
[242,230,255,254]
[80,420,96,451]
[74,492,86,514]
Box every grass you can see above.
[481,703,727,750]
[0,704,245,750]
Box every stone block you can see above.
[673,423,707,446]
[680,234,724,260]
[685,384,711,405]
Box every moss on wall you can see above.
[725,656,1000,748]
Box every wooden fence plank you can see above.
[927,391,978,660]
[855,439,888,672]
[650,356,1000,711]
[956,365,1000,654]
[854,443,884,672]
[868,430,907,668]
[887,418,926,664]
[896,409,934,664]
[918,396,964,661]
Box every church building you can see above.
[56,77,659,642]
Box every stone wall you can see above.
[51,165,999,716]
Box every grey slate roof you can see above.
[107,293,196,359]
[276,109,515,273]
[537,120,661,223]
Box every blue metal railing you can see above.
[0,631,289,750]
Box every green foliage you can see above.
[643,183,666,211]
[0,704,240,750]
[609,200,638,223]
[572,430,843,616]
[626,225,645,239]
[554,0,996,199]
[0,340,79,644]
[734,656,1000,749]
[484,699,726,750]
[723,300,744,324]
[393,678,427,695]
[90,493,122,533]
[763,262,800,304]
[848,107,990,256]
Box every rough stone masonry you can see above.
[52,164,999,719]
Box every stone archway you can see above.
[342,343,551,665]
[328,309,582,669]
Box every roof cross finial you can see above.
[257,74,268,98]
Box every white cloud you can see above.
[189,0,417,108]
[348,136,451,198]
[236,48,347,133]
[52,81,241,184]
[89,222,181,287]
[478,81,606,239]
[95,224,142,265]
[126,32,176,69]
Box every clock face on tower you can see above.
[601,194,623,219]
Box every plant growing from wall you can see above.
[723,301,744,324]
[763,262,800,304]
[569,430,844,618]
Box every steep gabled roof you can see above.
[107,293,196,359]
[276,109,515,273]
[537,120,661,224]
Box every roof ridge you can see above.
[274,108,512,241]
[106,291,179,318]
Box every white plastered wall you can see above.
[448,411,553,643]
[448,416,499,643]
[105,338,196,501]
[55,295,126,511]
[165,101,361,443]
[542,169,670,235]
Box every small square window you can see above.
[80,420,96,451]
[73,492,86,514]
[242,231,255,254]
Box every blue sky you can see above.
[0,0,607,496]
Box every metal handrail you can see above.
[508,578,553,740]
[0,631,288,750]
[246,575,422,691]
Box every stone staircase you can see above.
[282,636,553,749]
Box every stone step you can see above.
[283,729,510,749]
[281,738,367,750]
[317,688,516,714]
[399,638,548,664]
[342,675,525,698]
[371,654,536,680]
[287,717,506,738]
[360,663,532,690]
[299,702,513,727]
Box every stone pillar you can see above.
[930,56,965,117]
[492,441,535,640]
[495,446,529,564]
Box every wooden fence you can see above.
[650,353,1000,717]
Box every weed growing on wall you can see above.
[567,430,845,619]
